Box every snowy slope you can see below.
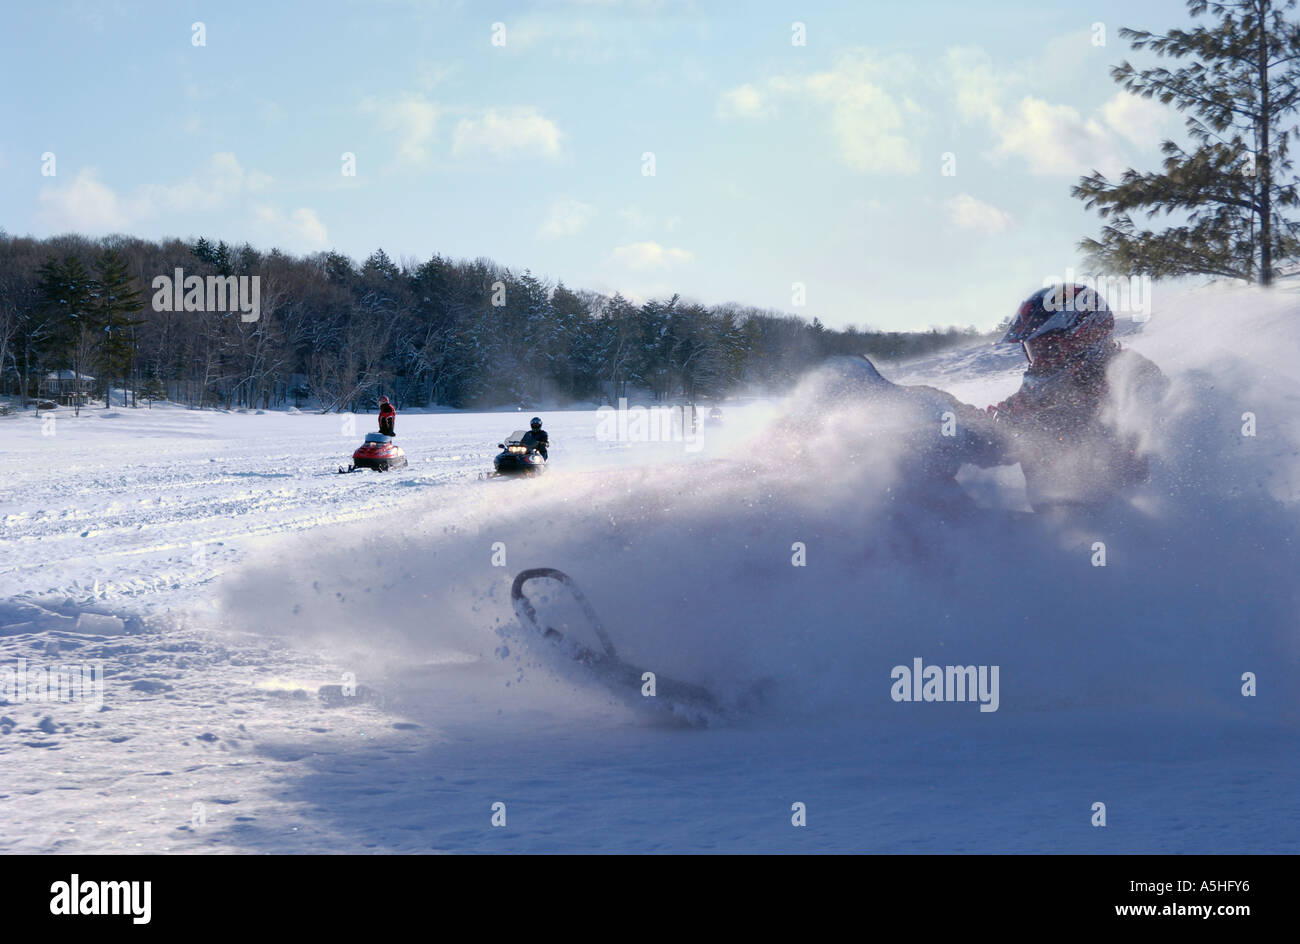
[1,285,1297,853]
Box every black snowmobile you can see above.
[490,430,547,477]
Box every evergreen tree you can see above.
[213,240,233,276]
[191,237,216,265]
[362,248,398,281]
[1074,0,1300,284]
[321,250,357,284]
[235,242,262,273]
[94,249,143,407]
[37,256,100,415]
[138,371,166,407]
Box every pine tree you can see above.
[94,249,143,407]
[1073,0,1300,284]
[213,240,233,276]
[191,237,216,265]
[362,248,398,281]
[37,256,100,415]
[138,372,166,407]
[322,251,356,284]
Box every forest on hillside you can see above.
[0,231,987,411]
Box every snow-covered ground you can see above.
[1,286,1297,853]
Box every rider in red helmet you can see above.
[378,395,396,437]
[967,283,1167,510]
[989,283,1120,420]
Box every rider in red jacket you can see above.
[378,395,396,437]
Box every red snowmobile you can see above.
[340,432,408,473]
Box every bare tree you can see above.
[307,298,393,412]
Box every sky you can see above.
[2,0,1201,331]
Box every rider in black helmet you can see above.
[521,416,549,460]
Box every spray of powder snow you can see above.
[219,284,1299,725]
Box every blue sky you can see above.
[3,0,1198,330]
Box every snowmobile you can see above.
[706,405,724,426]
[339,432,407,473]
[490,431,547,477]
[510,567,771,726]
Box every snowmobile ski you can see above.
[511,567,765,725]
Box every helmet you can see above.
[530,416,542,429]
[379,395,390,404]
[1002,284,1114,368]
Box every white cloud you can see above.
[993,97,1124,176]
[944,45,1167,177]
[140,152,272,215]
[363,97,564,164]
[288,208,329,247]
[35,169,131,232]
[362,95,440,165]
[252,205,329,250]
[38,154,271,233]
[499,12,668,65]
[620,205,654,231]
[619,204,683,233]
[452,107,563,160]
[947,193,1012,234]
[32,155,321,251]
[726,52,921,174]
[717,82,768,118]
[946,47,1008,126]
[1101,91,1174,150]
[538,198,595,239]
[609,241,693,269]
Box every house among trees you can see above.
[41,370,94,405]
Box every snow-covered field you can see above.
[1,286,1297,854]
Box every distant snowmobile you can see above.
[339,432,407,473]
[489,430,547,477]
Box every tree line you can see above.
[0,231,985,413]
